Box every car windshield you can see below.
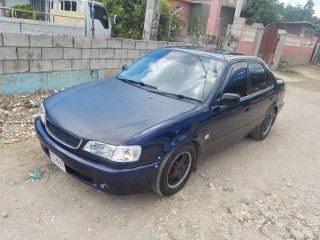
[117,49,225,102]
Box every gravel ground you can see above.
[0,66,320,240]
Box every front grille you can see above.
[46,120,82,149]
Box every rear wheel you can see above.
[153,143,196,196]
[251,109,276,141]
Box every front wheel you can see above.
[153,143,196,196]
[251,109,276,141]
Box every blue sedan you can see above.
[35,47,285,196]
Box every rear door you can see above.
[247,61,275,130]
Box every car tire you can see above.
[153,143,196,196]
[251,109,276,141]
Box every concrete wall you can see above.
[0,33,191,94]
[280,34,317,66]
[0,17,84,36]
[237,24,256,55]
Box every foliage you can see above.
[241,0,283,26]
[241,0,320,34]
[8,4,41,20]
[103,0,181,40]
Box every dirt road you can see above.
[1,66,320,240]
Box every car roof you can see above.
[165,46,261,63]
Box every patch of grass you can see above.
[277,67,300,75]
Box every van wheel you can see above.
[153,143,196,196]
[251,109,276,141]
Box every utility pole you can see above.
[91,1,95,37]
[143,0,162,40]
[234,0,244,19]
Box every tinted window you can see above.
[89,4,109,29]
[248,62,273,94]
[223,62,247,98]
[61,1,77,11]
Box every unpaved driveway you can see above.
[1,66,320,240]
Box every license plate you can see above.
[49,151,66,172]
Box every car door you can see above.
[247,62,275,130]
[207,61,252,151]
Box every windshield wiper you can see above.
[147,89,202,103]
[116,76,157,89]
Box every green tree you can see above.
[8,4,41,20]
[103,0,181,40]
[241,0,283,26]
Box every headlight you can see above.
[83,141,141,162]
[39,102,46,124]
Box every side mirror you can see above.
[122,64,129,71]
[217,93,240,106]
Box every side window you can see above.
[89,4,109,29]
[61,1,77,11]
[223,62,248,98]
[248,62,273,94]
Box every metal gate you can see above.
[258,24,279,67]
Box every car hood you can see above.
[45,78,196,145]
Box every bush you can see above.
[103,0,181,40]
[7,4,41,20]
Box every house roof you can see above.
[281,21,316,28]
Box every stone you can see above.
[53,35,73,48]
[82,49,99,59]
[74,37,92,48]
[289,228,305,240]
[53,60,72,71]
[17,48,41,60]
[42,48,63,60]
[106,59,120,69]
[108,38,122,48]
[64,48,82,59]
[301,227,315,239]
[114,49,128,59]
[2,33,29,47]
[0,47,18,60]
[90,59,105,70]
[127,50,140,59]
[135,40,148,49]
[30,34,52,47]
[121,39,135,49]
[72,60,89,70]
[3,61,29,74]
[92,37,108,48]
[99,49,114,59]
[30,60,53,72]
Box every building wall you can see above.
[237,24,256,55]
[0,33,192,94]
[280,34,316,66]
[188,2,211,33]
[220,6,234,29]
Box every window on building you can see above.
[61,1,77,11]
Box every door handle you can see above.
[244,106,250,112]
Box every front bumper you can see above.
[35,118,159,195]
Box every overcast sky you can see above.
[278,0,320,17]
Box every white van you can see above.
[49,0,112,37]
